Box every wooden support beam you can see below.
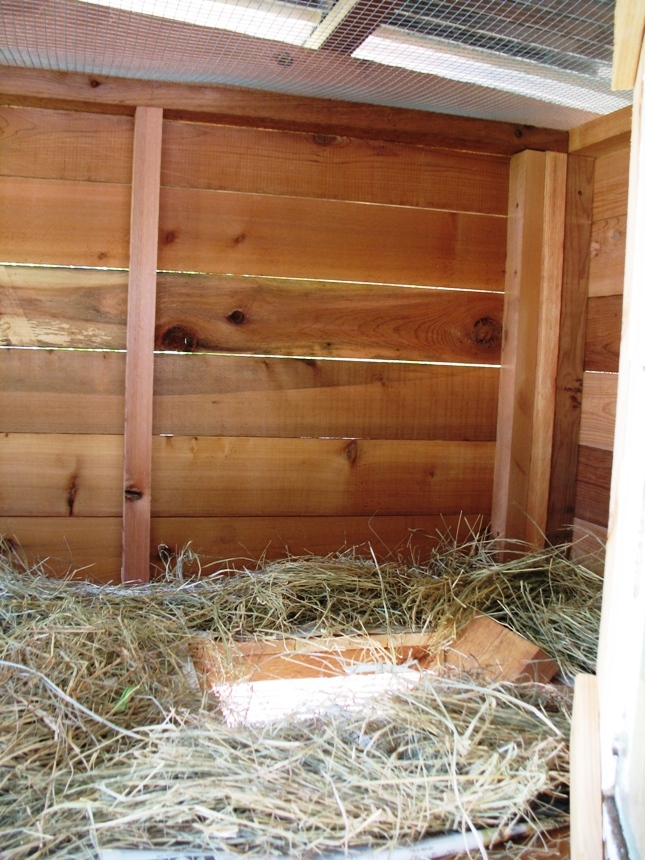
[570,674,602,860]
[491,150,567,546]
[612,0,645,90]
[305,0,405,54]
[569,106,632,157]
[122,106,163,584]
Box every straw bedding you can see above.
[0,536,603,859]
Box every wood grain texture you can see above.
[546,156,595,544]
[570,674,602,860]
[612,0,645,89]
[593,148,630,221]
[157,187,507,289]
[0,176,131,267]
[0,65,569,156]
[0,435,494,518]
[574,445,613,527]
[492,150,567,546]
[0,105,133,183]
[122,105,163,584]
[0,514,483,582]
[580,371,618,451]
[589,215,627,297]
[0,348,499,440]
[569,107,632,157]
[161,119,510,214]
[585,294,623,372]
[571,517,606,574]
[0,266,504,363]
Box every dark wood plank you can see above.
[585,294,623,373]
[161,120,510,215]
[0,105,133,183]
[0,64,569,156]
[157,188,506,288]
[1,267,504,363]
[0,434,494,518]
[546,155,595,544]
[574,445,613,527]
[0,349,499,440]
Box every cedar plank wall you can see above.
[0,100,509,582]
[571,113,630,563]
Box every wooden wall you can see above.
[571,111,630,560]
[0,99,512,581]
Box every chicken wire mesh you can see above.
[0,0,631,128]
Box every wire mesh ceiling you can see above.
[0,0,630,128]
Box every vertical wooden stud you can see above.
[545,156,595,544]
[492,150,567,545]
[570,674,602,860]
[122,106,163,584]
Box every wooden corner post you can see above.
[491,150,568,545]
[122,106,163,584]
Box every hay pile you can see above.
[0,536,602,859]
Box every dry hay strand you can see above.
[0,534,596,858]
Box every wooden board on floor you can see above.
[585,294,623,373]
[0,434,495,518]
[579,371,618,451]
[0,349,500,440]
[0,266,504,363]
[588,215,627,297]
[574,445,613,527]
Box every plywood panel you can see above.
[0,434,494,518]
[0,266,504,363]
[574,445,613,527]
[157,188,507,289]
[580,371,618,451]
[592,148,630,221]
[0,105,133,182]
[588,215,626,298]
[0,349,499,439]
[0,349,499,440]
[161,120,509,214]
[0,177,130,267]
[585,294,622,373]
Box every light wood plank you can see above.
[0,513,484,582]
[571,518,606,574]
[161,120,509,214]
[585,294,623,373]
[492,151,567,546]
[0,105,133,183]
[612,0,645,90]
[0,176,131,267]
[157,187,506,289]
[122,106,163,584]
[589,215,627,297]
[0,349,499,440]
[546,156,595,543]
[570,674,602,860]
[574,445,613,528]
[0,266,504,362]
[308,0,404,53]
[593,148,630,221]
[569,106,632,157]
[580,371,618,451]
[0,435,494,518]
[0,65,569,156]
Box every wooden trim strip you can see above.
[612,0,645,90]
[122,106,163,584]
[570,674,602,860]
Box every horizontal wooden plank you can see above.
[585,295,623,373]
[0,66,570,156]
[0,514,485,582]
[0,435,494,517]
[161,120,509,215]
[592,148,630,221]
[1,266,504,362]
[0,349,499,440]
[0,105,133,183]
[569,107,632,157]
[589,216,626,297]
[574,445,613,527]
[580,371,618,451]
[157,188,507,288]
[0,177,130,267]
[571,517,606,574]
